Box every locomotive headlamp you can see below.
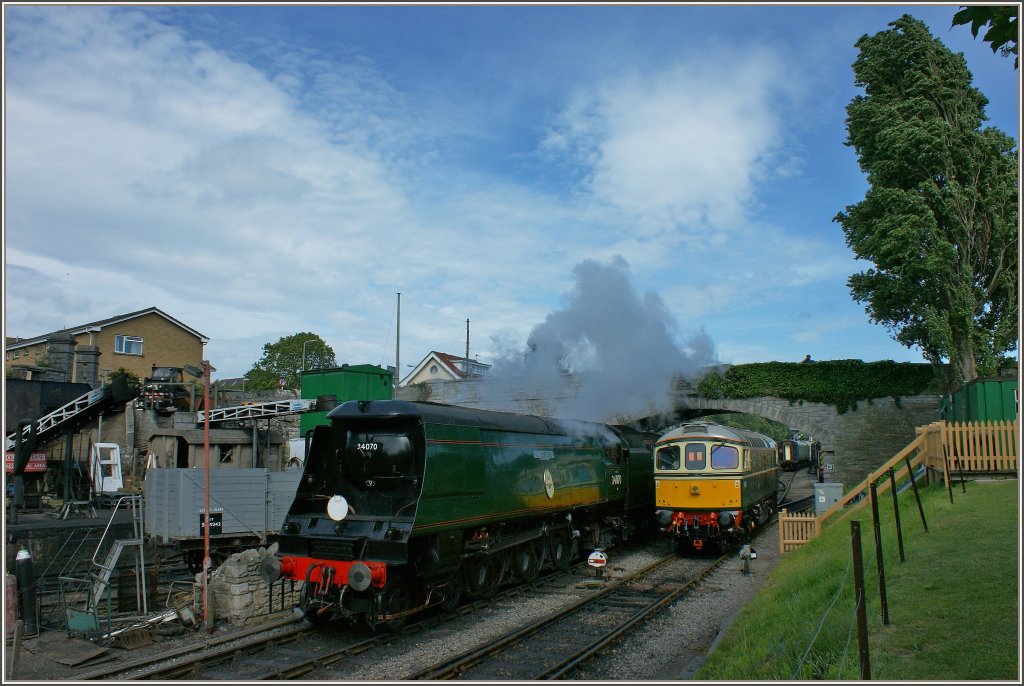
[348,562,373,591]
[327,495,351,522]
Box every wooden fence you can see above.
[779,420,1018,553]
[931,420,1019,485]
[779,509,819,553]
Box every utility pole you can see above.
[466,319,470,366]
[395,292,401,389]
[202,359,213,634]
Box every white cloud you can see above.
[542,48,796,236]
[2,7,596,378]
[4,6,947,382]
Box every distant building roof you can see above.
[5,306,208,350]
[402,350,491,386]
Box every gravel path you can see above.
[574,520,782,680]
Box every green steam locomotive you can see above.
[260,399,656,628]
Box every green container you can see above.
[298,365,393,436]
[942,378,1018,423]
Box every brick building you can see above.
[5,306,207,388]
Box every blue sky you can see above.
[4,3,1020,385]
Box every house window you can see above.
[115,335,144,355]
[430,364,439,375]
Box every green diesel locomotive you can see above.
[261,399,656,628]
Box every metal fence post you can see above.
[904,455,928,532]
[943,456,954,504]
[869,481,890,626]
[887,468,905,562]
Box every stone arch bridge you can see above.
[663,383,942,486]
[398,379,943,487]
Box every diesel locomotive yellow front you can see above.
[654,422,779,553]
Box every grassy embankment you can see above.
[697,478,1020,681]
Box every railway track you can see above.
[76,504,804,680]
[404,551,726,680]
[77,558,598,680]
[780,493,815,513]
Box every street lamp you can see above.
[301,339,315,372]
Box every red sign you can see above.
[5,452,48,474]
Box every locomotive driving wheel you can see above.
[464,555,501,599]
[511,540,542,582]
[548,529,577,571]
[438,572,463,611]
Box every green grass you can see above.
[696,479,1020,680]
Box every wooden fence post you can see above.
[778,508,786,553]
[851,521,871,680]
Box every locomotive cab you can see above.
[270,416,427,628]
[296,420,425,519]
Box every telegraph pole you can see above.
[202,359,213,633]
[395,292,401,389]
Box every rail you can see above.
[779,419,1018,553]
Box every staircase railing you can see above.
[58,494,149,635]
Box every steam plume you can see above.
[482,256,716,422]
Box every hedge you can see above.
[695,360,943,414]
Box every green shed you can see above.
[299,364,394,436]
[941,377,1018,423]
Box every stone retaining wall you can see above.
[207,548,303,626]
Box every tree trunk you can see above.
[958,349,978,384]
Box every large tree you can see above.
[834,15,1018,385]
[246,332,337,391]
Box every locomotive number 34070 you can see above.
[358,443,379,451]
